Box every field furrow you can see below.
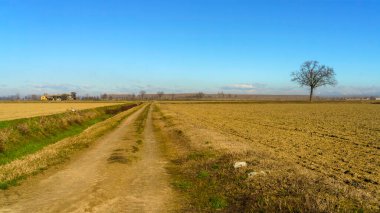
[159,103,380,199]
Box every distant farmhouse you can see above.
[41,92,77,101]
[369,96,380,101]
[345,96,380,101]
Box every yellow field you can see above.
[0,102,124,121]
[158,102,380,209]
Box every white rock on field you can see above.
[233,161,247,168]
[247,171,258,177]
[247,171,266,178]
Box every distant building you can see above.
[40,95,48,101]
[369,96,380,101]
[346,97,370,101]
[41,92,77,101]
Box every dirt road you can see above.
[0,105,176,212]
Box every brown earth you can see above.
[0,105,176,212]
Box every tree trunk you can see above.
[309,87,314,102]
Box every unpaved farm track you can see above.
[0,104,176,212]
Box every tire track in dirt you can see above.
[0,104,176,212]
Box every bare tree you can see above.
[291,61,337,101]
[139,90,146,100]
[101,93,108,100]
[217,91,225,99]
[195,92,205,99]
[157,91,164,100]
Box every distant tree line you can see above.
[97,91,237,101]
[0,92,314,101]
[1,93,367,101]
[0,94,21,100]
[0,94,40,101]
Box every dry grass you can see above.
[0,102,125,121]
[0,130,11,153]
[154,102,380,211]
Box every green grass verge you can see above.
[0,115,108,165]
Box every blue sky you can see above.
[0,0,379,96]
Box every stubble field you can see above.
[157,102,380,211]
[0,102,124,121]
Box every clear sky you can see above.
[0,0,379,96]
